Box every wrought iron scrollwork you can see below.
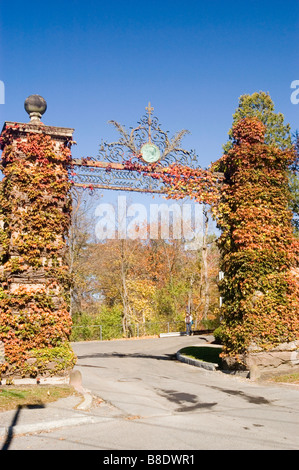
[71,164,165,193]
[72,103,200,192]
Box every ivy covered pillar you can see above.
[215,118,299,378]
[0,95,76,379]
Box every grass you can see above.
[179,346,223,367]
[180,345,299,384]
[268,372,299,385]
[0,385,76,412]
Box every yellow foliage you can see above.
[126,278,156,323]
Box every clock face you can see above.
[141,143,161,163]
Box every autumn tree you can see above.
[223,91,299,235]
[223,91,292,153]
[69,204,221,338]
[87,236,145,336]
[67,188,97,316]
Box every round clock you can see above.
[141,143,161,163]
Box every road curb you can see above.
[176,350,219,371]
[76,390,93,410]
[0,415,112,439]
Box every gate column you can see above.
[0,95,76,379]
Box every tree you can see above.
[223,91,292,153]
[223,91,299,234]
[67,188,97,316]
[88,236,144,336]
[69,207,221,338]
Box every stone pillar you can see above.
[216,118,299,379]
[0,95,76,379]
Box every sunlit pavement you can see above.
[1,335,299,450]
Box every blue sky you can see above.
[0,0,298,206]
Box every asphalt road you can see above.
[3,335,299,450]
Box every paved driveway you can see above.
[3,335,299,450]
[71,335,299,449]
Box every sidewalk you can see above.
[0,373,114,443]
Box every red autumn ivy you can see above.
[0,126,75,377]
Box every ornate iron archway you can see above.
[1,95,298,380]
[71,102,200,193]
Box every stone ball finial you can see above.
[24,94,47,123]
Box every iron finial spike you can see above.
[145,101,154,142]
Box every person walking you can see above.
[185,310,193,336]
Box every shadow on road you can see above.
[1,403,45,451]
[76,352,177,361]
